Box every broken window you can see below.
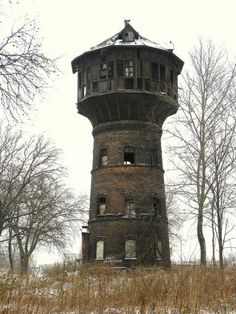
[151,63,159,80]
[124,146,135,165]
[96,240,104,260]
[125,200,135,216]
[97,196,106,215]
[100,63,107,80]
[117,60,124,77]
[108,61,114,78]
[99,148,107,167]
[125,78,134,89]
[145,78,151,91]
[170,70,174,86]
[92,81,98,93]
[87,67,91,89]
[125,240,136,258]
[153,197,162,217]
[137,60,143,76]
[125,60,134,77]
[137,78,143,90]
[124,31,134,42]
[160,64,166,91]
[78,72,82,88]
[137,48,141,59]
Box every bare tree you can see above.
[10,176,87,273]
[167,39,236,265]
[0,1,57,119]
[0,123,64,238]
[207,116,236,267]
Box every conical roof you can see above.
[89,20,169,51]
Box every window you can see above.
[117,60,124,77]
[160,64,166,91]
[170,70,174,86]
[124,31,134,42]
[108,61,114,78]
[125,200,135,216]
[100,63,107,79]
[87,67,91,89]
[125,240,136,258]
[124,146,135,164]
[97,196,106,215]
[137,78,143,90]
[137,48,141,59]
[145,78,151,91]
[125,78,134,89]
[125,60,134,77]
[153,197,162,217]
[99,148,107,167]
[138,60,143,76]
[78,72,82,88]
[92,81,98,93]
[96,240,104,260]
[151,63,159,80]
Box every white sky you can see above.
[3,0,236,264]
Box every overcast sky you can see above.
[4,0,236,263]
[10,0,236,196]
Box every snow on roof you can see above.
[89,22,171,52]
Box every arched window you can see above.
[124,146,135,165]
[125,239,136,258]
[99,148,107,167]
[97,196,106,215]
[96,240,104,260]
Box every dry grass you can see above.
[0,263,235,313]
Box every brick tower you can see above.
[72,21,183,267]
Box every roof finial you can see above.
[124,19,131,27]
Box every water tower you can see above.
[72,21,183,267]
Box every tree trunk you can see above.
[20,254,30,275]
[8,236,14,272]
[197,207,207,265]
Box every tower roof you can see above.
[89,20,169,52]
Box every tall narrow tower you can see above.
[72,22,183,267]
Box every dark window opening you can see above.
[137,48,141,59]
[100,63,107,79]
[137,78,143,90]
[78,72,82,88]
[153,197,162,217]
[145,78,151,91]
[125,60,134,77]
[124,146,135,165]
[170,70,174,86]
[125,78,134,89]
[151,63,159,80]
[87,67,91,89]
[117,60,124,77]
[97,196,106,215]
[99,148,107,167]
[160,64,166,91]
[160,64,165,81]
[108,61,114,78]
[138,60,143,76]
[92,81,98,93]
